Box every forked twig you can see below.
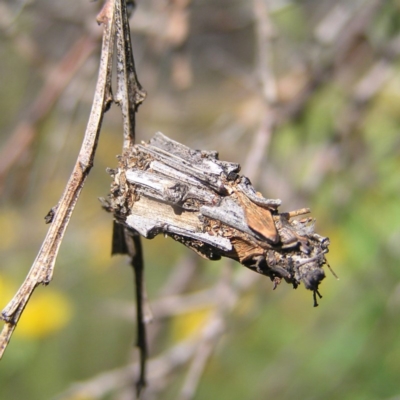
[1,0,149,395]
[0,0,116,358]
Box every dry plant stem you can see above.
[114,0,146,151]
[55,273,229,400]
[54,339,199,400]
[179,318,222,400]
[113,0,147,394]
[244,0,276,181]
[331,0,384,64]
[0,35,97,190]
[178,269,232,400]
[123,228,147,396]
[253,0,277,105]
[0,0,116,359]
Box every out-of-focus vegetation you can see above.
[1,0,400,399]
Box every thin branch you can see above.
[54,339,198,400]
[114,0,146,151]
[178,268,233,400]
[107,288,216,321]
[0,35,97,192]
[244,0,277,183]
[179,316,224,400]
[253,0,277,105]
[0,0,116,359]
[124,228,148,396]
[113,0,148,394]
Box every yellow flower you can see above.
[16,288,73,339]
[0,275,73,339]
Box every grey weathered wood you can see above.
[104,132,330,305]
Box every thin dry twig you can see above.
[178,266,233,400]
[54,268,231,400]
[243,0,276,181]
[114,0,146,151]
[0,35,97,191]
[54,339,199,400]
[111,0,148,394]
[179,315,225,400]
[0,0,116,359]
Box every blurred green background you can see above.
[1,0,400,399]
